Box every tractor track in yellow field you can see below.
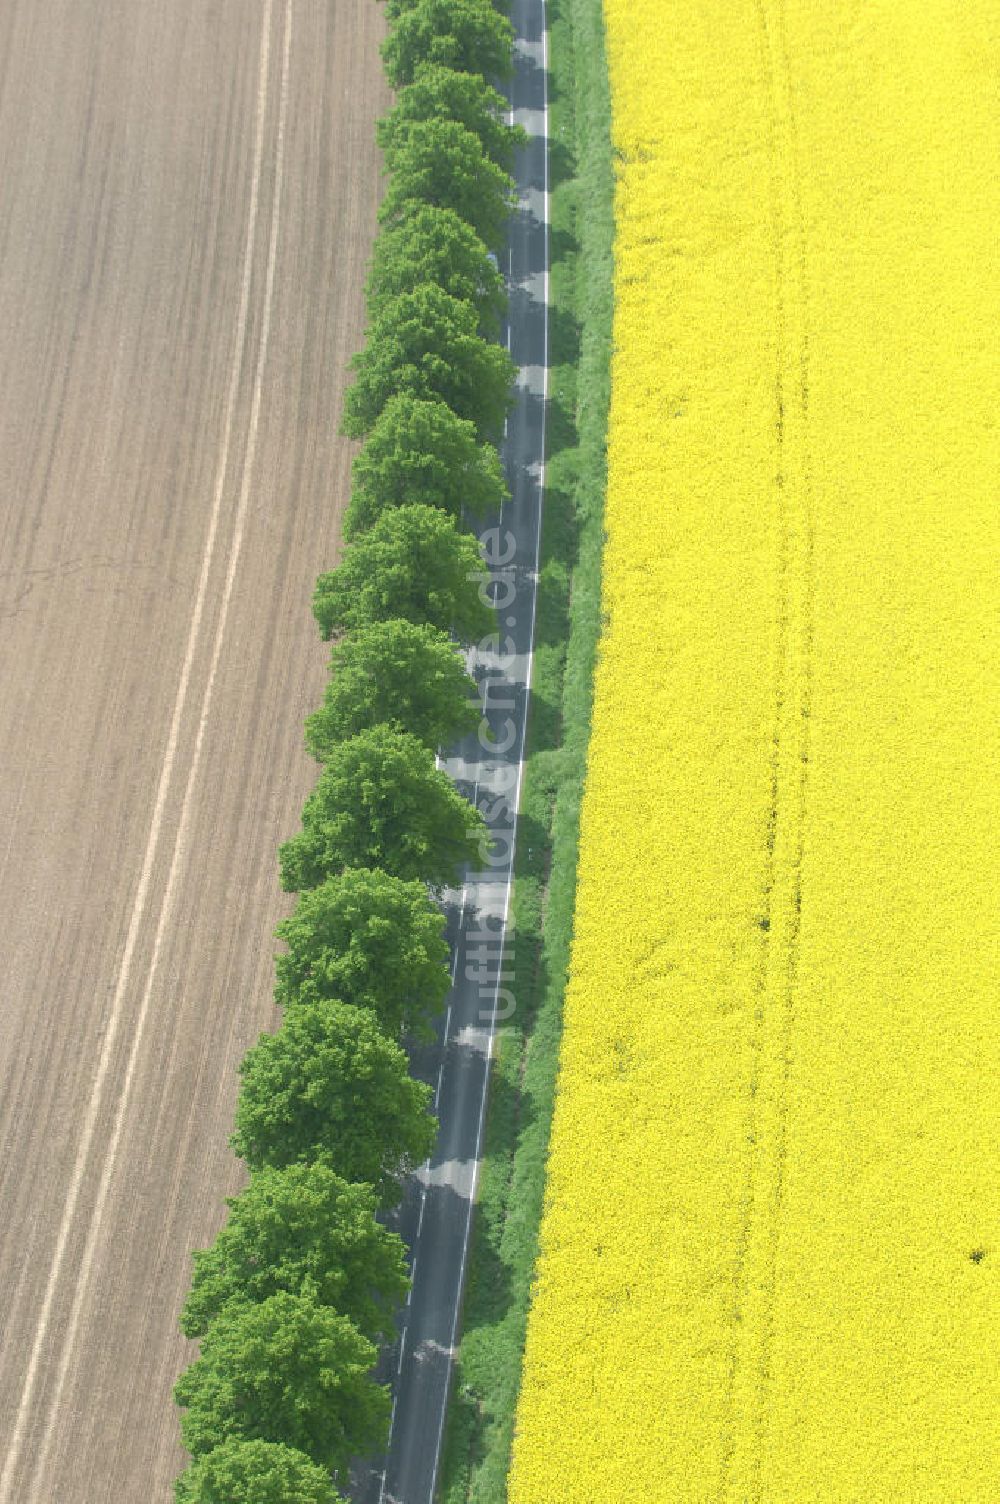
[717,3,816,1497]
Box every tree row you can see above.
[173,1,522,1499]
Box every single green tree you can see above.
[274,868,450,1038]
[346,395,506,539]
[366,205,505,332]
[377,65,526,171]
[175,1438,345,1504]
[174,1291,387,1483]
[313,504,496,643]
[305,620,479,758]
[180,1164,408,1342]
[342,285,514,440]
[381,0,514,89]
[279,727,488,893]
[378,118,515,252]
[231,1000,436,1202]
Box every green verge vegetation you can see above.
[440,0,614,1495]
[173,0,527,1495]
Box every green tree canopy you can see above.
[175,1438,345,1504]
[379,117,515,253]
[366,205,505,332]
[343,285,514,440]
[378,64,526,171]
[346,395,506,539]
[180,1164,408,1342]
[313,504,495,644]
[381,0,514,89]
[274,868,450,1038]
[231,1000,436,1202]
[279,726,488,893]
[305,620,479,758]
[174,1291,387,1483]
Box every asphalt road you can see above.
[354,2,551,1499]
[0,3,388,1499]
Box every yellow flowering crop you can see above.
[509,2,1000,1500]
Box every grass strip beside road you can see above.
[440,0,613,1496]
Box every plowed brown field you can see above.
[0,2,387,1497]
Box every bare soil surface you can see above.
[0,2,387,1497]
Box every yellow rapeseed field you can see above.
[509,2,1000,1500]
